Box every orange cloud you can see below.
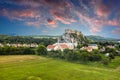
[47,18,56,25]
[19,10,35,18]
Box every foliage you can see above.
[48,50,62,58]
[0,46,35,55]
[102,58,110,65]
[0,35,57,46]
[37,45,47,55]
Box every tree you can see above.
[109,53,115,60]
[77,44,83,49]
[63,49,75,61]
[48,50,62,58]
[36,45,47,55]
[102,58,109,65]
[79,52,89,62]
[89,54,102,61]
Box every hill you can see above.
[86,35,120,42]
[59,29,88,44]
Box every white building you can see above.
[47,43,69,51]
[88,44,98,49]
[0,43,4,47]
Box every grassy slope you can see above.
[0,55,120,80]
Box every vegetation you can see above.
[86,35,120,42]
[0,34,57,46]
[0,43,119,65]
[47,49,103,63]
[36,45,48,55]
[0,55,120,80]
[0,46,35,55]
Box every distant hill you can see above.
[30,35,58,39]
[86,35,120,42]
[0,34,119,42]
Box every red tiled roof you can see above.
[86,46,92,50]
[47,43,68,49]
[59,44,68,49]
[47,45,56,49]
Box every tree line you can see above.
[0,35,57,47]
[36,45,118,65]
[0,45,119,65]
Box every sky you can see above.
[0,0,120,38]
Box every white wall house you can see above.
[47,43,74,51]
[88,44,98,49]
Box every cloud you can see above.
[93,0,110,18]
[0,0,120,36]
[50,9,76,24]
[1,9,41,21]
[76,11,104,33]
[112,28,120,36]
[108,19,120,26]
[47,18,56,25]
[0,0,77,28]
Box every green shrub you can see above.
[102,58,109,65]
[37,45,47,55]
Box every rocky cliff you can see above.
[58,29,88,44]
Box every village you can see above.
[46,29,119,56]
[0,43,38,48]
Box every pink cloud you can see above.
[2,9,40,20]
[76,11,103,33]
[50,9,76,24]
[108,19,120,26]
[95,4,109,17]
[19,10,35,18]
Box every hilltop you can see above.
[58,29,88,44]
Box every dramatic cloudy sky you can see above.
[0,0,120,38]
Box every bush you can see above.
[89,54,102,61]
[48,50,62,58]
[0,46,36,55]
[102,58,109,65]
[79,52,89,62]
[23,48,35,55]
[37,45,47,55]
[63,49,75,61]
[109,53,115,60]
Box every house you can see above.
[107,45,115,48]
[80,44,98,52]
[30,44,38,47]
[88,44,98,49]
[47,43,70,51]
[86,46,93,52]
[47,45,56,51]
[100,47,105,52]
[0,43,4,47]
[80,46,93,52]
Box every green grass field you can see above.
[0,55,120,80]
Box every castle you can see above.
[65,29,81,35]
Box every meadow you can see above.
[0,55,120,80]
